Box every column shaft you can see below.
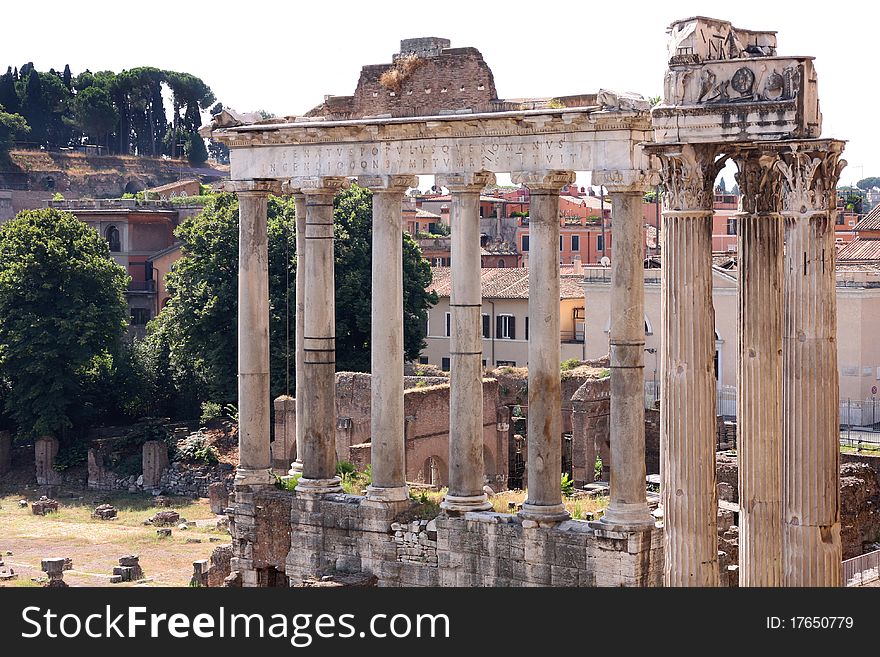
[737,210,784,586]
[783,213,841,585]
[518,176,571,522]
[289,193,306,475]
[601,190,653,529]
[235,185,276,487]
[441,183,491,512]
[661,210,719,586]
[366,185,409,502]
[297,184,342,494]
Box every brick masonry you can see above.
[231,488,663,588]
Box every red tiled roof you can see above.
[429,266,583,299]
[853,206,880,231]
[836,238,880,261]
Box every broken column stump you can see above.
[111,555,143,582]
[208,482,229,514]
[35,436,61,486]
[31,496,59,515]
[41,558,67,587]
[92,504,118,520]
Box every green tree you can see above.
[19,68,47,145]
[184,131,208,165]
[856,177,880,191]
[0,106,29,160]
[146,185,436,409]
[72,86,118,148]
[0,67,19,114]
[0,208,129,438]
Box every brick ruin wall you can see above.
[232,488,663,588]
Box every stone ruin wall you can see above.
[232,489,663,588]
[307,38,498,120]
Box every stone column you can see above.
[733,150,784,586]
[656,145,723,586]
[35,435,60,486]
[437,172,495,513]
[289,192,307,476]
[230,180,280,488]
[778,141,846,586]
[513,170,575,522]
[360,175,418,503]
[592,170,657,530]
[292,177,348,495]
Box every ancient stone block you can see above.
[35,436,60,486]
[150,510,180,526]
[0,430,11,477]
[142,440,169,490]
[92,504,117,520]
[31,497,59,515]
[157,528,172,538]
[208,482,229,514]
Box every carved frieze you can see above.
[664,59,806,106]
[654,144,725,212]
[666,17,777,64]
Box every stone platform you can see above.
[231,488,663,587]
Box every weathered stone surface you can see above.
[0,430,11,476]
[35,436,60,486]
[150,510,180,526]
[208,482,229,514]
[142,440,169,489]
[92,504,117,520]
[31,497,59,515]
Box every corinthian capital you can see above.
[222,179,283,196]
[733,150,783,215]
[289,176,350,195]
[774,141,846,216]
[656,144,725,212]
[358,175,418,192]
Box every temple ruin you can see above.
[205,17,845,587]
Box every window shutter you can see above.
[525,317,529,340]
[510,317,516,340]
[482,314,490,338]
[496,315,503,338]
[445,312,451,336]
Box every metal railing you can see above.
[843,549,880,587]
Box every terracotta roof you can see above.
[429,266,583,299]
[853,206,880,231]
[836,238,880,261]
[415,208,441,218]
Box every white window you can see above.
[497,314,516,340]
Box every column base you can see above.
[365,484,410,503]
[288,460,303,476]
[518,502,570,522]
[440,493,493,513]
[594,501,655,531]
[296,476,343,496]
[234,467,275,488]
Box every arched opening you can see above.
[421,455,447,488]
[124,180,143,195]
[105,225,121,252]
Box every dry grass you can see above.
[0,491,225,587]
[492,489,608,520]
[379,54,424,93]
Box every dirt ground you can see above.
[0,488,228,587]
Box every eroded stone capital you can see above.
[289,176,351,196]
[774,141,846,216]
[223,179,283,196]
[653,144,726,212]
[436,171,496,192]
[592,169,659,193]
[511,170,575,192]
[733,149,783,215]
[357,174,419,193]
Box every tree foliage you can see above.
[1,61,217,159]
[856,177,880,191]
[0,209,129,438]
[0,106,29,160]
[145,186,436,411]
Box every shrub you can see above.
[200,401,222,425]
[274,473,300,491]
[561,358,581,372]
[561,472,575,496]
[594,455,603,482]
[175,433,219,465]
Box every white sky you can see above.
[2,0,877,187]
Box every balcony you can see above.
[127,280,156,293]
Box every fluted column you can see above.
[733,150,784,586]
[360,175,418,503]
[438,172,495,512]
[293,176,348,495]
[592,170,658,530]
[230,179,282,488]
[656,144,723,586]
[778,141,846,586]
[513,170,574,522]
[289,192,306,476]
